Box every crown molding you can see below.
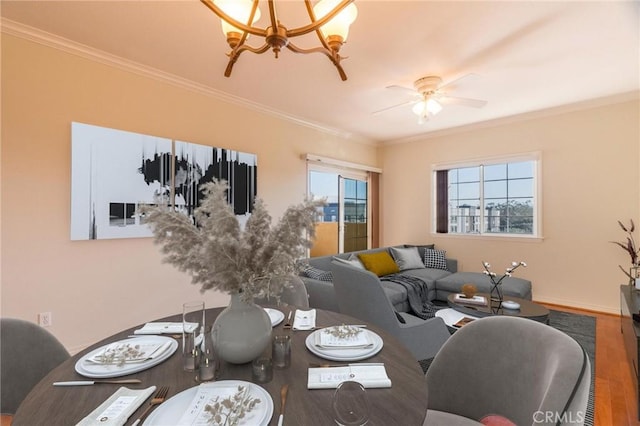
[2,18,375,143]
[383,90,640,146]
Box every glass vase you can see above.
[212,292,272,364]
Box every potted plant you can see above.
[612,219,640,286]
[142,179,324,363]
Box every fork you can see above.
[131,386,169,426]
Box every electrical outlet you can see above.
[38,312,52,327]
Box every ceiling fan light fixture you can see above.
[412,97,442,118]
[201,0,357,80]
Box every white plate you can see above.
[75,336,177,378]
[144,381,273,426]
[305,328,383,361]
[264,308,284,327]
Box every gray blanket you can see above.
[380,273,438,319]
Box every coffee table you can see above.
[445,293,550,324]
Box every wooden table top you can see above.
[13,306,428,425]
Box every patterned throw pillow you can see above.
[300,264,333,282]
[424,248,448,270]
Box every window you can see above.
[434,156,540,237]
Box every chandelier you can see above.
[201,0,358,80]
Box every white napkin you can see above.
[293,309,316,330]
[86,340,172,365]
[315,326,372,349]
[133,322,198,335]
[75,386,156,426]
[307,364,392,389]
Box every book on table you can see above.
[453,317,476,328]
[453,294,488,306]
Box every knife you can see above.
[53,379,142,386]
[309,362,384,368]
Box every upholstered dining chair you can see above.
[254,275,310,308]
[1,318,70,418]
[424,315,591,426]
[330,260,450,361]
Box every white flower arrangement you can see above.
[482,261,527,287]
[141,179,324,302]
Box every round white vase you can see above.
[212,292,272,364]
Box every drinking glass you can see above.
[183,300,205,371]
[197,325,217,382]
[251,357,273,383]
[272,335,291,368]
[332,381,370,426]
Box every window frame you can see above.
[431,152,543,240]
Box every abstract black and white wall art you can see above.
[71,122,258,240]
[175,141,257,226]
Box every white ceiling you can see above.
[2,0,639,143]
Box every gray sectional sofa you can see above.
[299,244,532,314]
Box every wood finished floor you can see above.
[542,303,639,426]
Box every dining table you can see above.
[12,306,429,425]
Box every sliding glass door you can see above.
[308,169,369,256]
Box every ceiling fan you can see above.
[373,74,488,124]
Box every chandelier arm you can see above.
[286,43,347,81]
[303,0,332,52]
[200,0,267,37]
[286,0,355,38]
[224,42,272,77]
[267,0,279,33]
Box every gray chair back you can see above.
[1,318,70,414]
[331,260,450,361]
[425,315,591,426]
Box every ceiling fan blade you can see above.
[372,99,417,115]
[439,95,487,109]
[438,73,481,92]
[385,84,416,95]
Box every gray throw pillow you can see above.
[332,254,365,269]
[390,246,425,271]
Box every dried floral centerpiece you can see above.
[141,179,324,302]
[611,219,640,284]
[141,179,324,364]
[482,260,527,306]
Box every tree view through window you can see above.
[438,160,536,236]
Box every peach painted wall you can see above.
[0,34,378,353]
[380,99,640,314]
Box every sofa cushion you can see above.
[390,246,425,271]
[436,272,532,300]
[299,264,333,282]
[424,248,448,270]
[357,251,400,277]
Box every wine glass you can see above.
[332,381,370,426]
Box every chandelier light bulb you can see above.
[214,0,261,36]
[314,0,358,41]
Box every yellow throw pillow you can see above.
[357,251,400,277]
